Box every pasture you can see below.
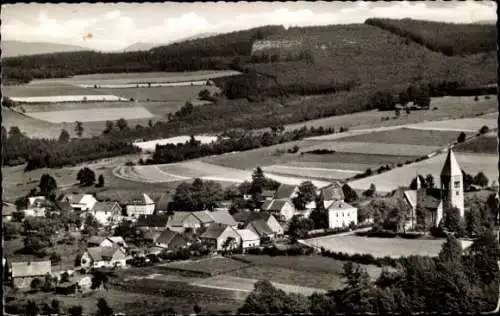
[261,165,362,180]
[9,95,128,103]
[348,151,498,192]
[161,257,250,276]
[133,135,219,152]
[454,134,498,154]
[406,117,497,132]
[303,235,473,258]
[26,106,155,123]
[301,141,439,157]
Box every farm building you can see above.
[167,211,212,233]
[200,223,241,252]
[273,184,299,200]
[192,210,216,226]
[155,229,189,250]
[305,181,345,210]
[2,202,16,222]
[262,190,275,201]
[136,214,170,232]
[87,236,115,248]
[237,229,261,250]
[125,193,156,218]
[210,209,238,227]
[23,196,47,217]
[10,260,51,289]
[232,211,284,237]
[62,194,97,211]
[327,201,358,229]
[90,202,122,227]
[261,199,296,222]
[80,245,127,269]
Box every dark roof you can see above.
[156,229,188,247]
[96,190,154,205]
[210,210,238,226]
[262,190,275,198]
[143,231,162,242]
[263,199,291,212]
[87,236,107,246]
[136,215,170,228]
[274,184,298,199]
[87,245,123,261]
[321,182,344,201]
[155,193,172,211]
[417,188,442,209]
[192,210,215,224]
[200,223,229,239]
[232,210,271,224]
[168,212,191,226]
[248,219,273,236]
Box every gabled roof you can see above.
[403,188,442,210]
[233,210,273,224]
[262,190,275,198]
[328,201,355,210]
[210,210,238,226]
[11,261,51,278]
[247,219,274,236]
[87,246,122,262]
[3,202,17,216]
[156,229,183,245]
[237,229,260,241]
[274,184,298,199]
[93,202,120,213]
[168,212,191,227]
[261,200,273,210]
[321,182,345,201]
[128,193,155,205]
[143,231,162,242]
[441,148,462,177]
[136,214,170,227]
[200,223,229,239]
[155,193,172,211]
[264,199,291,212]
[87,236,108,246]
[28,196,46,208]
[192,210,215,224]
[108,236,126,246]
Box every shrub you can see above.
[457,132,467,143]
[479,125,490,135]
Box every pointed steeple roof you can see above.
[440,148,462,177]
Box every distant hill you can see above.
[1,40,89,58]
[123,32,218,52]
[365,18,496,56]
[474,19,496,25]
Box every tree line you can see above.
[365,18,497,56]
[239,230,500,314]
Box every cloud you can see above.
[1,1,496,51]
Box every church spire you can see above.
[440,148,461,177]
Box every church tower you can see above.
[440,148,464,218]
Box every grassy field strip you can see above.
[26,106,155,123]
[264,165,362,174]
[261,165,361,180]
[10,95,128,103]
[191,275,326,296]
[348,152,498,192]
[303,235,474,258]
[154,165,191,180]
[302,141,440,157]
[405,126,480,132]
[133,135,219,152]
[406,117,497,132]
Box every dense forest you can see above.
[365,18,497,56]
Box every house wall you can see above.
[92,205,122,226]
[242,238,260,249]
[266,216,284,236]
[3,215,12,222]
[279,202,296,221]
[24,208,46,217]
[126,204,155,217]
[328,207,358,229]
[216,227,242,251]
[111,250,127,267]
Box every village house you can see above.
[327,201,358,229]
[232,210,284,237]
[192,210,216,227]
[2,202,16,222]
[200,223,241,252]
[273,184,299,200]
[210,209,238,227]
[124,193,156,218]
[236,229,261,250]
[80,245,127,269]
[87,236,115,248]
[63,194,98,211]
[261,199,296,222]
[23,196,47,217]
[136,214,170,232]
[262,190,276,201]
[305,182,345,211]
[155,229,189,250]
[168,212,204,233]
[10,260,51,289]
[89,202,122,227]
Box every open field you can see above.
[406,117,497,132]
[261,164,362,180]
[10,95,128,103]
[133,135,219,152]
[276,96,497,133]
[116,160,331,187]
[348,152,498,192]
[26,106,155,123]
[302,141,439,157]
[334,128,469,146]
[454,134,498,154]
[161,257,250,276]
[303,235,473,258]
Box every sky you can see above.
[1,1,497,51]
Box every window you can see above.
[456,191,460,196]
[454,181,460,189]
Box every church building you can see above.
[394,148,465,231]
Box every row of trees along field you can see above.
[2,25,284,84]
[1,125,140,170]
[365,18,497,56]
[239,231,500,314]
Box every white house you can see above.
[125,193,155,218]
[237,229,261,249]
[63,194,97,211]
[89,202,122,227]
[23,196,47,217]
[327,201,358,229]
[80,246,127,269]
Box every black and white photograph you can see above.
[1,1,499,315]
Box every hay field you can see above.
[302,141,439,157]
[454,134,498,154]
[261,164,362,180]
[334,128,468,146]
[303,235,473,258]
[26,106,155,123]
[161,257,249,276]
[10,95,128,103]
[406,117,497,132]
[133,135,219,152]
[348,151,498,192]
